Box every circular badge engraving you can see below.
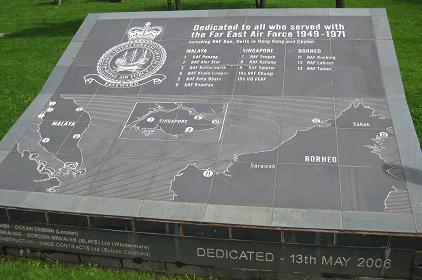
[84,22,167,88]
[97,40,166,87]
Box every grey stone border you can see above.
[373,12,422,233]
[342,211,416,233]
[0,9,420,235]
[72,13,101,42]
[272,208,342,230]
[56,42,83,67]
[415,214,422,232]
[0,187,418,233]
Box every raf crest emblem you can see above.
[84,22,167,88]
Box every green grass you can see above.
[0,256,208,280]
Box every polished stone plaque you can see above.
[0,9,420,279]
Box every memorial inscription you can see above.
[0,9,420,279]
[0,222,414,278]
[0,16,401,207]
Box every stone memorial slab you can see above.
[0,8,421,279]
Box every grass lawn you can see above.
[0,256,205,280]
[0,0,421,279]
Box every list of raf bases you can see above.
[176,23,340,89]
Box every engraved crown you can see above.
[127,22,162,41]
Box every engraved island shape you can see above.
[37,96,90,169]
[7,96,93,193]
[120,102,227,141]
[170,100,411,213]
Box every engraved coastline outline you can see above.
[169,100,410,212]
[16,96,91,192]
[120,102,227,140]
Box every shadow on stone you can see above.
[403,165,422,185]
[384,163,422,185]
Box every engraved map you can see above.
[0,16,412,214]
